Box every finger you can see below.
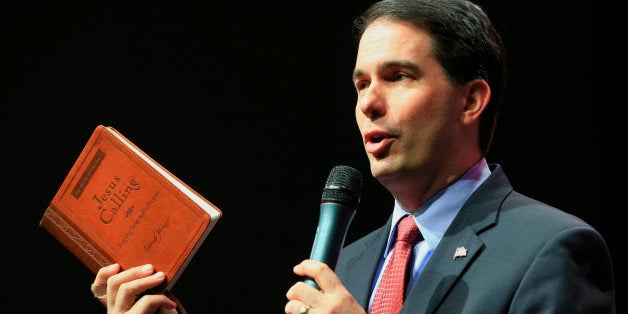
[91,263,120,302]
[286,281,318,300]
[109,264,156,285]
[157,308,179,314]
[106,264,156,309]
[286,281,320,312]
[133,294,178,314]
[293,259,327,278]
[113,271,168,311]
[285,299,312,314]
[293,260,340,293]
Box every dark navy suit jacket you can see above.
[335,164,615,313]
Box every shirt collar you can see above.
[387,158,491,253]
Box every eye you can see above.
[355,80,369,91]
[393,72,409,81]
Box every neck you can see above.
[383,155,484,212]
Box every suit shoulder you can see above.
[503,191,592,228]
[496,191,607,247]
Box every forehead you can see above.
[356,19,433,64]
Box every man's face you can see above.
[352,19,467,185]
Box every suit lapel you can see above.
[400,164,513,313]
[401,224,485,313]
[341,219,391,307]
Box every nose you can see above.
[357,82,385,119]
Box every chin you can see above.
[369,158,398,181]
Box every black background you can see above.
[2,1,624,312]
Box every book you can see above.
[39,125,222,294]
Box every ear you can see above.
[460,79,491,126]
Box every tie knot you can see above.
[397,215,420,244]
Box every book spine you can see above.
[40,204,114,274]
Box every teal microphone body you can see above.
[304,165,362,290]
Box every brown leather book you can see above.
[40,125,222,294]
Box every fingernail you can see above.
[105,263,118,270]
[141,264,153,273]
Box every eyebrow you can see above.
[352,60,420,81]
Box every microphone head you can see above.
[321,165,362,207]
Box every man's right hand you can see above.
[91,263,178,314]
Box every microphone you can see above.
[304,165,362,289]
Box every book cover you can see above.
[39,125,222,293]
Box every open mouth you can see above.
[365,131,388,144]
[364,130,392,155]
[371,135,385,143]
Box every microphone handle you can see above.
[304,202,356,289]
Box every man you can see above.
[90,0,615,313]
[284,0,615,313]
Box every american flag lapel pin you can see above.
[453,246,467,259]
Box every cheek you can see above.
[397,98,450,142]
[393,94,434,125]
[355,107,365,130]
[398,87,454,122]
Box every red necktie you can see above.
[371,215,421,314]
